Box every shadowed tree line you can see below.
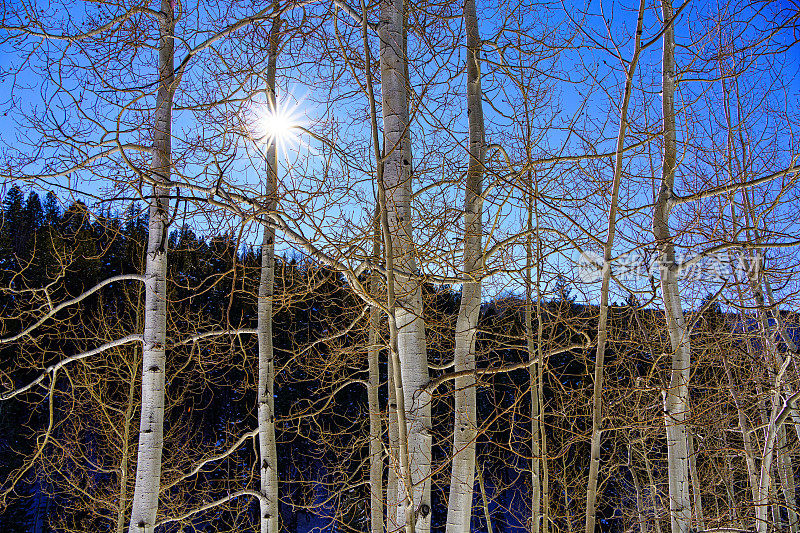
[2,187,795,533]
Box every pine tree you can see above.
[43,193,60,227]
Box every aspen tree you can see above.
[654,2,692,531]
[378,0,431,528]
[257,5,282,532]
[128,1,175,530]
[584,2,646,530]
[445,0,485,529]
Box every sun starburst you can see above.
[247,91,306,158]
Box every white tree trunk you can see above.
[477,460,494,533]
[258,12,281,533]
[755,358,793,533]
[387,354,400,533]
[445,0,484,530]
[116,349,139,533]
[763,277,800,533]
[527,237,541,533]
[359,8,389,532]
[391,200,431,533]
[722,88,766,526]
[584,3,645,531]
[655,3,692,532]
[369,217,384,533]
[723,357,760,506]
[378,0,431,527]
[776,424,799,533]
[659,264,692,533]
[743,256,793,533]
[258,222,279,533]
[687,430,704,530]
[128,2,174,530]
[526,175,549,533]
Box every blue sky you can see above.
[1,0,799,307]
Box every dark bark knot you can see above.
[417,503,430,519]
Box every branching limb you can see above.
[0,7,166,41]
[0,368,57,504]
[673,163,800,205]
[0,335,143,400]
[0,274,145,344]
[424,341,589,393]
[154,490,266,527]
[172,328,258,347]
[162,429,260,491]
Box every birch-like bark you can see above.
[477,460,494,533]
[258,10,281,533]
[374,74,416,533]
[128,2,174,530]
[748,265,792,533]
[368,214,384,533]
[379,166,416,533]
[764,277,800,528]
[521,38,546,533]
[654,2,691,531]
[116,347,140,533]
[723,356,760,505]
[257,220,279,533]
[584,3,645,531]
[735,223,790,533]
[725,66,800,527]
[538,355,549,533]
[445,0,484,530]
[755,356,794,533]
[776,423,799,533]
[378,0,431,528]
[747,248,800,533]
[526,209,541,533]
[727,249,776,533]
[362,7,385,530]
[388,354,400,533]
[687,430,704,530]
[720,79,763,520]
